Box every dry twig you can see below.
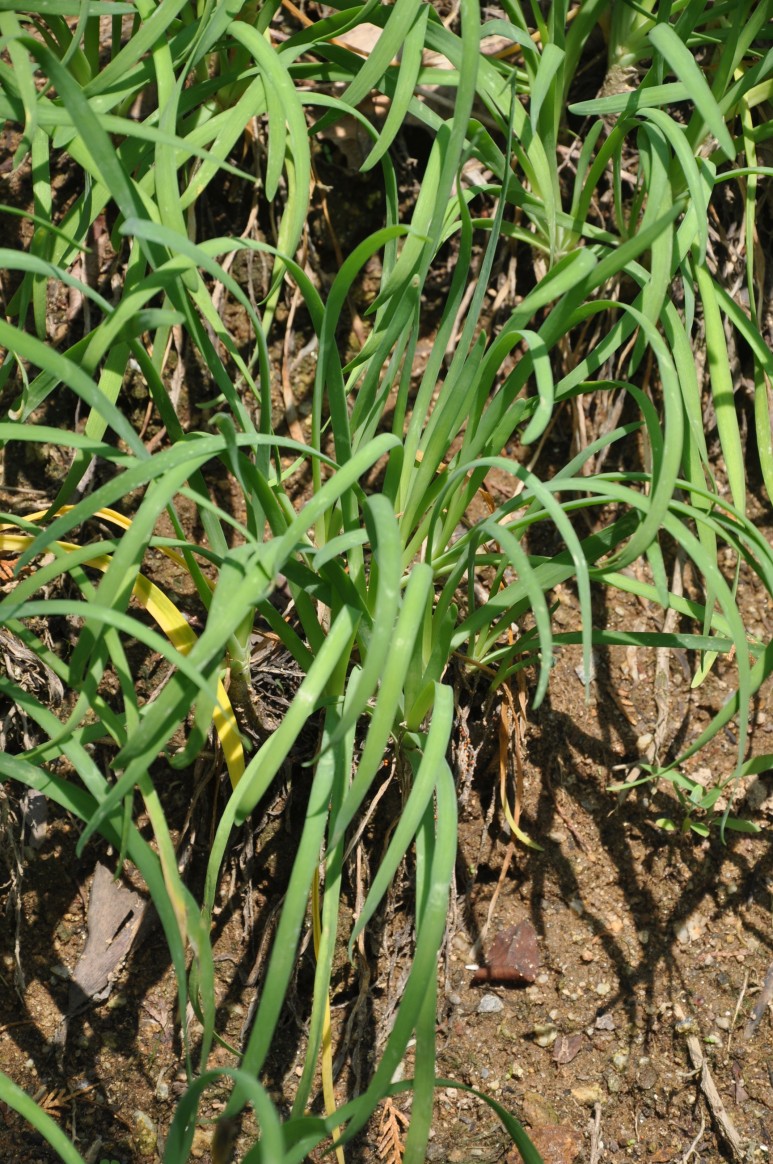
[681,1116,706,1164]
[281,284,311,445]
[673,1003,745,1162]
[728,969,749,1051]
[588,1101,603,1164]
[743,962,773,1041]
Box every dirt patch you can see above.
[435,618,773,1164]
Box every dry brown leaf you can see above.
[376,1097,408,1162]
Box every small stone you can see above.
[715,1016,731,1031]
[553,1033,585,1064]
[637,930,649,945]
[529,1123,583,1164]
[132,1111,157,1157]
[676,912,706,944]
[571,1084,603,1105]
[533,1023,559,1047]
[745,779,772,811]
[606,1071,622,1094]
[568,898,584,916]
[451,932,473,959]
[595,981,611,996]
[521,1091,560,1126]
[477,993,504,1014]
[189,1127,210,1158]
[595,1013,615,1031]
[612,1051,629,1071]
[20,789,48,850]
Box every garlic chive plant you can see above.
[0,1,772,1161]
